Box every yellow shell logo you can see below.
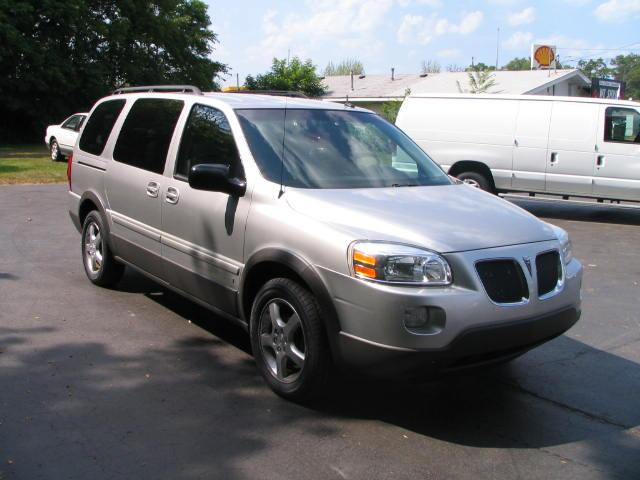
[534,46,555,67]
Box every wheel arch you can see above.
[448,160,496,191]
[77,191,116,249]
[240,248,341,358]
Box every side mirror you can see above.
[188,164,247,197]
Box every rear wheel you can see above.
[456,171,492,193]
[81,211,124,287]
[50,139,62,161]
[250,278,331,401]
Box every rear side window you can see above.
[62,115,81,131]
[114,99,184,174]
[604,107,640,144]
[174,104,242,179]
[79,100,126,155]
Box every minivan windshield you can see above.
[236,109,451,189]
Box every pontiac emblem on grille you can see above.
[523,257,533,276]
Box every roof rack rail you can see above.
[223,90,308,98]
[112,85,202,95]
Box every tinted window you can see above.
[175,104,242,179]
[62,115,81,131]
[236,109,450,189]
[79,100,126,155]
[604,107,640,144]
[114,99,184,174]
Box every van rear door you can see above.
[545,101,598,196]
[593,105,640,201]
[512,99,552,192]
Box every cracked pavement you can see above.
[1,184,639,479]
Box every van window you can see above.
[79,100,126,155]
[236,109,450,189]
[604,107,640,144]
[175,104,242,180]
[113,99,183,174]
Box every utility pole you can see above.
[495,28,500,70]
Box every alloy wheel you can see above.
[84,221,103,274]
[258,298,306,383]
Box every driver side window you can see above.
[175,104,243,180]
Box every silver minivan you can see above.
[68,86,582,400]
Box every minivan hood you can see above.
[286,184,557,253]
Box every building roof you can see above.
[322,69,591,101]
[406,93,640,108]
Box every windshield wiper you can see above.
[391,183,419,187]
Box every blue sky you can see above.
[205,0,640,84]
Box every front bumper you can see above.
[336,306,579,378]
[318,239,582,376]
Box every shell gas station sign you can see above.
[531,44,557,69]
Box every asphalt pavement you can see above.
[1,184,639,480]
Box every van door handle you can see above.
[596,155,606,168]
[550,152,559,165]
[165,186,180,205]
[514,138,518,147]
[146,181,159,198]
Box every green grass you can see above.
[0,145,67,185]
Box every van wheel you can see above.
[250,278,330,401]
[456,171,492,192]
[50,139,61,161]
[81,211,124,287]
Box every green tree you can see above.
[245,57,327,97]
[504,57,531,71]
[577,58,613,79]
[324,59,365,76]
[457,70,500,94]
[420,60,441,74]
[611,54,640,99]
[0,0,226,142]
[380,88,411,123]
[466,62,494,72]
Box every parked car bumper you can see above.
[319,239,582,377]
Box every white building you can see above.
[322,69,591,110]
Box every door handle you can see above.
[550,152,559,165]
[596,155,606,168]
[146,181,159,198]
[165,186,180,204]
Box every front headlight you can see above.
[555,228,573,265]
[561,238,573,265]
[350,242,452,285]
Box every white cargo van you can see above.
[396,94,640,202]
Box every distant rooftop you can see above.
[322,69,591,100]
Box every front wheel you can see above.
[50,139,62,161]
[456,171,492,193]
[81,211,124,287]
[250,278,331,401]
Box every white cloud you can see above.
[397,11,484,45]
[248,1,394,65]
[437,48,462,58]
[594,0,640,22]
[397,15,433,44]
[504,31,533,49]
[487,0,520,5]
[397,0,442,6]
[507,6,536,25]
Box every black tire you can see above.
[456,171,493,193]
[81,211,124,287]
[49,138,62,162]
[250,278,331,401]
